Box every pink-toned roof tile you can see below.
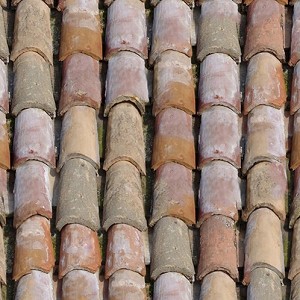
[0,60,8,114]
[103,103,146,175]
[0,9,8,64]
[11,0,53,65]
[289,219,300,280]
[150,0,192,65]
[108,269,146,300]
[12,0,53,6]
[13,161,52,229]
[198,106,241,169]
[243,0,285,62]
[58,106,99,171]
[244,52,286,115]
[13,216,55,281]
[0,227,5,284]
[152,108,195,170]
[197,0,241,62]
[290,2,300,66]
[290,167,300,228]
[105,51,148,116]
[197,215,238,281]
[243,162,287,221]
[291,62,300,115]
[243,208,284,285]
[292,273,300,299]
[242,106,286,174]
[153,51,195,116]
[57,0,98,11]
[103,161,147,231]
[150,162,195,227]
[15,271,54,300]
[198,161,240,226]
[105,0,147,60]
[198,53,240,115]
[291,111,300,170]
[13,108,55,169]
[105,223,145,279]
[0,111,10,170]
[59,53,101,115]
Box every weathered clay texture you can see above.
[151,217,194,281]
[291,62,300,115]
[243,208,284,285]
[150,0,192,65]
[0,60,8,114]
[62,270,100,300]
[153,51,195,116]
[0,0,6,7]
[243,106,285,174]
[59,224,101,278]
[152,108,195,170]
[290,219,300,280]
[12,0,53,6]
[105,51,148,116]
[153,272,192,300]
[59,53,101,115]
[243,0,285,62]
[198,106,241,169]
[57,0,98,11]
[291,168,300,228]
[0,227,5,284]
[105,224,145,278]
[199,271,237,300]
[0,111,10,170]
[15,271,54,300]
[58,106,99,171]
[198,161,240,226]
[198,215,238,281]
[0,7,9,63]
[14,161,52,229]
[247,268,282,300]
[13,52,55,117]
[13,108,55,168]
[11,0,53,64]
[291,273,300,300]
[13,216,55,281]
[150,162,195,227]
[0,168,7,225]
[56,158,100,231]
[290,3,300,66]
[105,0,147,59]
[103,161,147,231]
[198,53,240,114]
[244,53,286,114]
[197,0,241,62]
[292,111,300,170]
[243,162,286,221]
[104,103,146,175]
[59,6,102,61]
[109,269,146,300]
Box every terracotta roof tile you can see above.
[153,51,195,116]
[199,271,237,300]
[153,272,192,300]
[59,53,101,115]
[12,0,54,7]
[150,0,192,65]
[0,111,10,170]
[61,270,100,300]
[197,0,241,62]
[152,108,195,170]
[105,223,146,278]
[0,60,8,114]
[11,0,53,65]
[59,0,102,61]
[244,52,286,115]
[243,0,285,62]
[151,217,194,281]
[292,273,300,299]
[291,62,300,115]
[0,1,6,8]
[56,158,100,232]
[290,2,300,66]
[13,108,55,169]
[290,167,300,227]
[58,106,99,171]
[108,269,146,300]
[0,7,9,64]
[150,162,195,227]
[198,161,240,226]
[105,51,148,116]
[12,52,55,117]
[15,270,54,300]
[198,106,241,169]
[103,103,146,175]
[198,53,240,115]
[103,161,147,231]
[289,219,300,280]
[197,215,238,281]
[291,111,300,170]
[243,208,284,285]
[13,161,52,229]
[57,0,98,11]
[242,106,285,174]
[105,0,147,59]
[0,226,5,284]
[13,215,55,281]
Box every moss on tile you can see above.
[142,166,154,219]
[50,10,61,57]
[143,107,154,164]
[2,274,14,300]
[97,114,106,160]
